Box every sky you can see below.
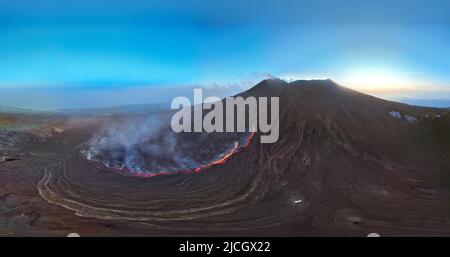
[0,0,450,109]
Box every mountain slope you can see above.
[238,79,450,235]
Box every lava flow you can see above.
[111,131,255,178]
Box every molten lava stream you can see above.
[117,132,256,178]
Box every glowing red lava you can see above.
[113,132,256,178]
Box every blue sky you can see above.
[0,0,450,109]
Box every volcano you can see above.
[1,79,450,236]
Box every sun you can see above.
[340,69,406,89]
